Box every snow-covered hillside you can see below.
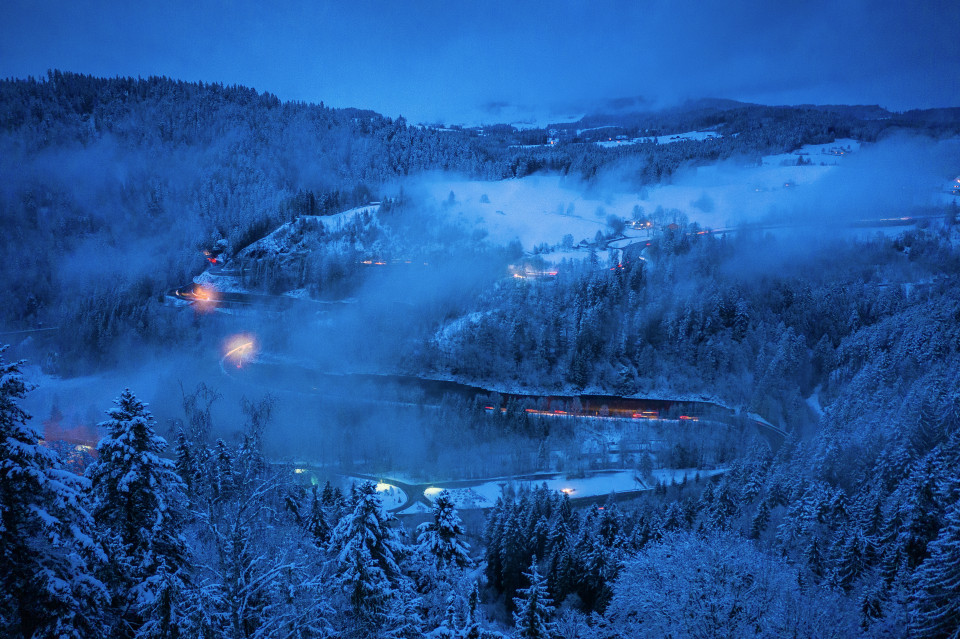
[237,204,381,258]
[413,137,932,249]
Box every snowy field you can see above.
[414,176,617,249]
[399,467,726,514]
[640,139,863,229]
[373,482,407,510]
[414,139,875,254]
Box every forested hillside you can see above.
[417,219,960,636]
[6,72,955,372]
[0,72,491,369]
[2,71,960,638]
[4,221,960,637]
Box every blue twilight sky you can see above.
[2,0,958,125]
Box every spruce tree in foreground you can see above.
[327,481,410,632]
[87,388,189,638]
[417,490,472,570]
[462,582,495,639]
[0,347,107,638]
[512,557,554,639]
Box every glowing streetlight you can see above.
[223,334,256,368]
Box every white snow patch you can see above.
[193,270,246,293]
[805,386,825,418]
[413,138,873,251]
[596,130,722,148]
[373,482,406,511]
[626,138,868,230]
[410,467,726,512]
[302,204,381,231]
[239,204,380,258]
[416,176,642,249]
[400,501,432,514]
[436,311,492,347]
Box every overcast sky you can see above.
[3,0,958,125]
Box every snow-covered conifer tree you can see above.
[461,582,488,639]
[0,348,107,638]
[173,428,195,498]
[427,590,462,638]
[327,482,408,618]
[417,490,472,570]
[87,388,188,637]
[384,577,424,639]
[306,484,332,546]
[212,437,234,501]
[512,558,554,639]
[483,498,506,590]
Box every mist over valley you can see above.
[2,4,960,635]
